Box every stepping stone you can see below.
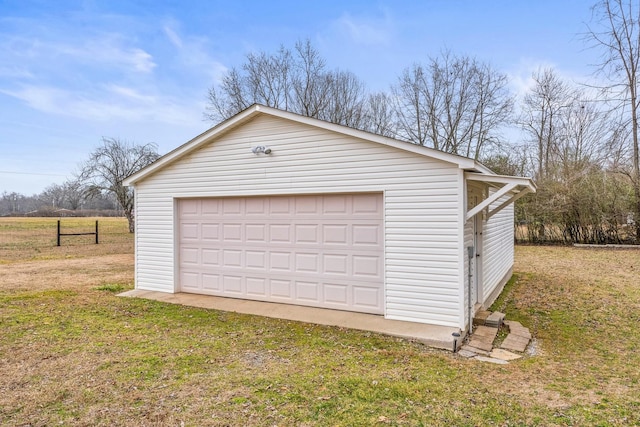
[457,349,477,358]
[489,348,522,361]
[475,356,509,365]
[504,320,532,339]
[473,326,499,338]
[467,338,494,352]
[486,311,505,327]
[501,334,530,352]
[460,345,490,356]
[473,310,492,326]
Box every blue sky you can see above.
[0,0,599,195]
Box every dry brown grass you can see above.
[0,217,133,263]
[1,218,639,425]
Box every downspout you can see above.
[467,245,475,337]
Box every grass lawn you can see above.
[1,218,639,426]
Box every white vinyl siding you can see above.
[133,115,462,327]
[482,193,515,303]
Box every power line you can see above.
[0,170,68,177]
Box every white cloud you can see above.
[330,11,394,47]
[163,25,183,49]
[162,22,227,84]
[0,83,201,126]
[506,58,560,100]
[0,33,156,76]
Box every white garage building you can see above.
[124,105,535,340]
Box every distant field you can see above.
[1,217,639,425]
[0,217,133,263]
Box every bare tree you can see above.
[519,68,575,180]
[62,179,85,210]
[362,92,396,137]
[391,51,513,159]
[77,138,159,233]
[204,40,369,129]
[586,0,640,237]
[40,183,66,209]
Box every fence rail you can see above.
[57,220,99,246]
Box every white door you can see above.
[177,194,384,314]
[465,187,482,307]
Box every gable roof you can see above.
[124,104,511,186]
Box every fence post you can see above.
[57,220,61,246]
[95,220,99,244]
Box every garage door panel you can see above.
[246,224,266,241]
[295,224,318,244]
[202,248,220,266]
[181,223,199,240]
[353,225,381,246]
[222,275,242,293]
[323,195,348,215]
[352,193,381,214]
[246,277,266,296]
[222,224,242,241]
[222,249,242,268]
[353,286,381,309]
[322,224,348,245]
[223,199,241,214]
[296,281,320,302]
[246,251,266,269]
[202,273,220,291]
[270,279,293,299]
[295,196,318,214]
[246,198,267,215]
[178,194,383,314]
[269,224,291,243]
[324,283,348,305]
[180,199,199,216]
[295,252,319,273]
[323,254,348,275]
[180,271,200,290]
[180,247,199,265]
[353,255,381,278]
[269,197,291,214]
[201,199,220,215]
[202,223,220,240]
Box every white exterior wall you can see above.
[482,193,515,305]
[133,115,464,327]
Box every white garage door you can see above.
[178,193,384,314]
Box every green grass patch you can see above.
[1,225,640,425]
[95,283,128,292]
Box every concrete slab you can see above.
[118,290,459,350]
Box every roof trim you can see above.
[465,172,536,221]
[124,104,487,186]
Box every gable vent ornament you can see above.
[252,145,272,155]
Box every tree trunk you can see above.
[125,210,135,233]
